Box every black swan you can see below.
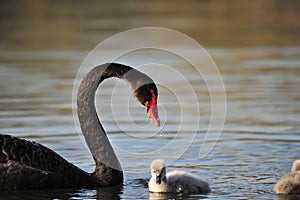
[148,159,211,193]
[274,160,300,194]
[0,63,160,189]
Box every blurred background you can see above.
[0,0,300,199]
[1,0,299,50]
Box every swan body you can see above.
[148,159,211,193]
[0,134,95,189]
[0,63,160,189]
[274,160,300,194]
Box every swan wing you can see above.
[0,134,70,172]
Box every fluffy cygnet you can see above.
[274,160,300,194]
[148,159,211,193]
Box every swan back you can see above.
[148,159,211,194]
[0,134,92,189]
[274,160,300,194]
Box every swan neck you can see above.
[77,63,155,186]
[77,63,135,185]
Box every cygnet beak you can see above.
[156,174,162,185]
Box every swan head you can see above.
[121,66,160,127]
[133,83,160,127]
[292,160,300,172]
[151,159,167,185]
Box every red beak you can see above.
[148,104,160,127]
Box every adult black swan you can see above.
[0,63,160,189]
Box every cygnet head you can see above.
[291,160,300,172]
[151,159,167,185]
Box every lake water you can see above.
[1,1,300,200]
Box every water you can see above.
[1,1,300,199]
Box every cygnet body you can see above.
[148,159,211,193]
[274,160,300,194]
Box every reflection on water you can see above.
[0,186,123,200]
[1,0,300,199]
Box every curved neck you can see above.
[77,63,149,185]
